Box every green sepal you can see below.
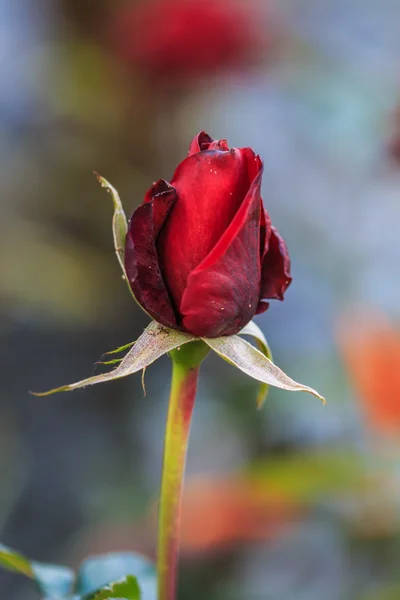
[31,322,197,396]
[95,173,138,305]
[95,174,128,279]
[104,342,135,356]
[238,320,273,408]
[203,333,325,404]
[32,319,324,404]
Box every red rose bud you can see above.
[112,0,264,82]
[125,132,291,338]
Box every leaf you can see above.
[92,575,140,600]
[32,321,196,396]
[32,562,76,598]
[0,544,34,578]
[203,335,325,403]
[0,543,75,598]
[238,320,273,409]
[76,552,156,600]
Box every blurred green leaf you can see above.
[76,552,156,600]
[358,584,400,600]
[0,543,34,577]
[248,449,366,502]
[0,543,75,598]
[92,575,140,600]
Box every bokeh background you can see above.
[1,1,400,599]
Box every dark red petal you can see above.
[208,139,229,151]
[255,301,270,315]
[188,131,213,156]
[188,131,229,156]
[246,152,263,183]
[259,205,272,261]
[144,179,175,205]
[259,226,292,302]
[157,147,257,311]
[179,168,263,337]
[125,181,178,328]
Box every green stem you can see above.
[157,341,209,600]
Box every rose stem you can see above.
[157,341,209,600]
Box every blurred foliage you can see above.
[0,545,156,600]
[77,552,156,600]
[0,544,75,598]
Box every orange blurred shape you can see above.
[337,311,400,435]
[111,0,267,82]
[179,475,299,552]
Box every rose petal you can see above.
[255,301,269,315]
[188,131,213,155]
[257,226,292,309]
[180,168,263,337]
[188,131,229,156]
[157,147,255,310]
[259,203,271,261]
[125,180,178,327]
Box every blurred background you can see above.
[1,0,400,598]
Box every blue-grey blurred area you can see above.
[1,1,400,599]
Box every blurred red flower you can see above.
[111,0,265,82]
[337,311,400,435]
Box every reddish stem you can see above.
[157,341,208,600]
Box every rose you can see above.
[111,0,264,82]
[124,131,291,338]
